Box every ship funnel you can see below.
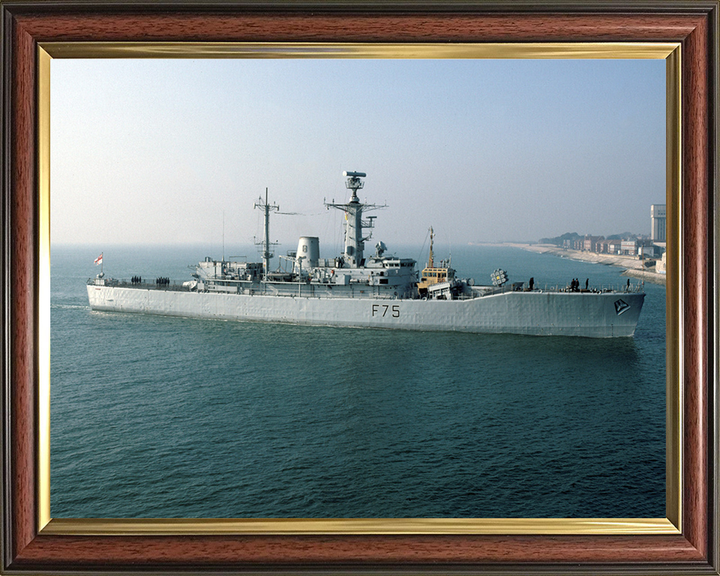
[297,236,320,268]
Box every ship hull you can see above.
[87,285,645,338]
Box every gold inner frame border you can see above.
[36,41,682,536]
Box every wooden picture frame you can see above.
[1,1,717,573]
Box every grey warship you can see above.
[88,171,645,337]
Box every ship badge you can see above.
[614,299,630,315]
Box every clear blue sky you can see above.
[51,57,665,248]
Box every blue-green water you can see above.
[50,244,666,518]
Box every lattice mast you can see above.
[324,171,385,268]
[254,187,279,279]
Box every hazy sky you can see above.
[51,57,665,249]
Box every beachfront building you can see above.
[656,251,667,273]
[597,239,620,254]
[570,237,584,250]
[651,204,666,242]
[621,239,638,256]
[582,235,605,252]
[639,244,658,258]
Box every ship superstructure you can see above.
[88,171,646,337]
[417,227,460,300]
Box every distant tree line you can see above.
[539,231,640,246]
[538,232,582,246]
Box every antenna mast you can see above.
[428,227,434,268]
[324,171,386,268]
[254,187,279,279]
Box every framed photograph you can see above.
[2,1,717,574]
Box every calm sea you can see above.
[50,244,666,518]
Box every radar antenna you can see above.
[343,170,366,200]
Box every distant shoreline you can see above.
[472,242,667,286]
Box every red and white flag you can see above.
[94,253,103,265]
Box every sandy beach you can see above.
[482,243,667,286]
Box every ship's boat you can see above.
[88,171,645,337]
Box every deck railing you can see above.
[89,278,646,298]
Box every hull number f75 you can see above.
[372,304,400,318]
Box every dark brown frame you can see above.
[1,1,718,574]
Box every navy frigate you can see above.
[87,171,645,337]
